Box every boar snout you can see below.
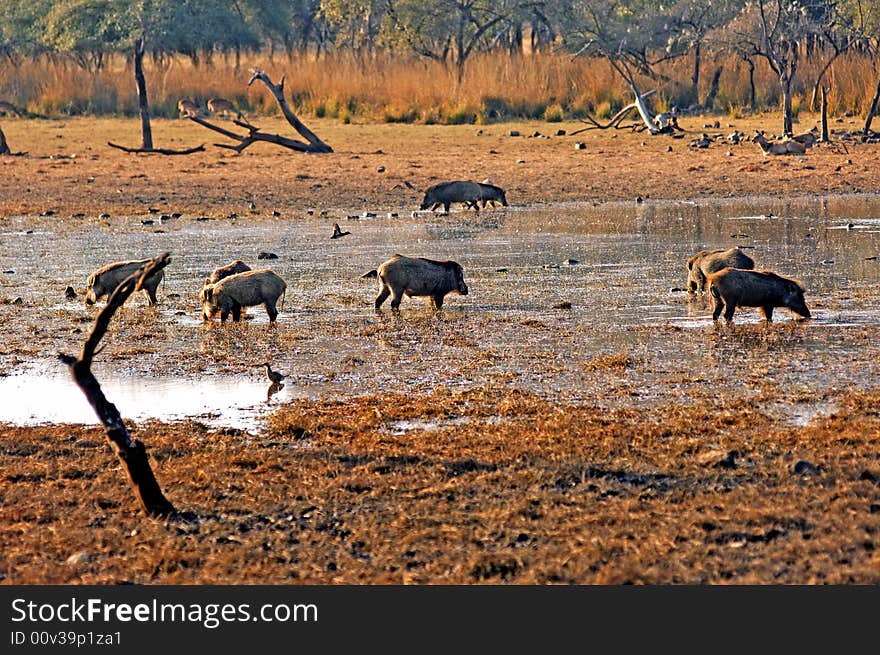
[459,282,469,296]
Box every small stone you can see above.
[574,142,586,150]
[65,286,76,299]
[196,216,212,221]
[858,470,877,483]
[555,129,566,136]
[636,195,643,203]
[66,551,91,566]
[171,212,182,219]
[666,145,673,152]
[377,166,386,173]
[508,130,520,137]
[12,297,23,305]
[148,207,159,214]
[41,210,56,216]
[530,131,541,137]
[475,129,483,136]
[726,150,733,156]
[99,213,110,219]
[248,201,257,210]
[562,258,579,266]
[793,460,820,476]
[553,301,572,310]
[141,219,154,225]
[495,267,508,273]
[516,158,525,164]
[2,270,14,274]
[714,451,737,469]
[258,251,278,260]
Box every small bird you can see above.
[331,223,351,239]
[262,362,286,383]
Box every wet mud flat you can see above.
[1,195,880,583]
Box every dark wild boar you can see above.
[85,259,164,306]
[686,246,755,294]
[420,181,508,213]
[707,267,811,323]
[374,254,468,310]
[199,269,286,322]
[205,259,251,285]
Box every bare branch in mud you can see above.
[58,252,176,518]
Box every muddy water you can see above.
[1,194,879,431]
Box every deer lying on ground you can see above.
[0,101,22,117]
[790,127,819,148]
[752,130,806,156]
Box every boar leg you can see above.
[231,303,243,322]
[389,288,405,309]
[265,301,278,322]
[711,295,724,321]
[375,286,390,309]
[431,293,445,310]
[760,305,774,322]
[723,303,737,322]
[144,285,159,305]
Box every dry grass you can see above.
[1,386,878,584]
[2,51,878,123]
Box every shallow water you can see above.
[1,193,879,430]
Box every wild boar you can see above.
[199,269,286,322]
[85,259,164,306]
[374,254,469,310]
[205,259,251,285]
[707,267,811,322]
[420,181,508,213]
[686,246,755,294]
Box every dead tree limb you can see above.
[189,68,333,154]
[863,78,880,142]
[58,253,176,518]
[247,69,332,152]
[570,90,659,136]
[0,125,26,156]
[107,141,205,155]
[820,86,829,143]
[187,114,316,153]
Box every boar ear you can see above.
[204,277,211,286]
[204,288,213,301]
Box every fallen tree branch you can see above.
[187,114,314,153]
[107,141,205,155]
[570,90,659,136]
[58,253,176,518]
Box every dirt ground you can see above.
[0,112,877,220]
[1,113,879,585]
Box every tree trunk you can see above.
[133,38,153,151]
[0,125,10,155]
[747,59,756,108]
[820,85,829,142]
[691,41,701,101]
[781,76,793,136]
[703,65,723,111]
[864,78,880,139]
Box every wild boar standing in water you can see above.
[707,267,811,323]
[371,254,468,310]
[420,181,508,213]
[199,269,286,322]
[686,246,755,294]
[85,259,165,306]
[205,259,251,285]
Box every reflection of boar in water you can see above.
[686,246,755,294]
[85,259,164,306]
[420,181,508,213]
[707,267,811,323]
[204,259,251,285]
[372,254,469,310]
[199,269,286,322]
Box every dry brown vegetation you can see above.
[1,386,878,584]
[1,116,880,585]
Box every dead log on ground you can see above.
[58,253,176,518]
[189,68,332,153]
[107,142,205,155]
[570,90,657,136]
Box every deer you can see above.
[207,98,241,120]
[752,130,806,156]
[177,99,199,118]
[790,127,819,148]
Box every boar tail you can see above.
[279,287,286,312]
[709,283,721,300]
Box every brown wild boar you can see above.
[420,181,508,213]
[373,254,468,310]
[205,259,251,285]
[707,267,811,322]
[686,246,755,294]
[85,259,164,306]
[199,269,286,322]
